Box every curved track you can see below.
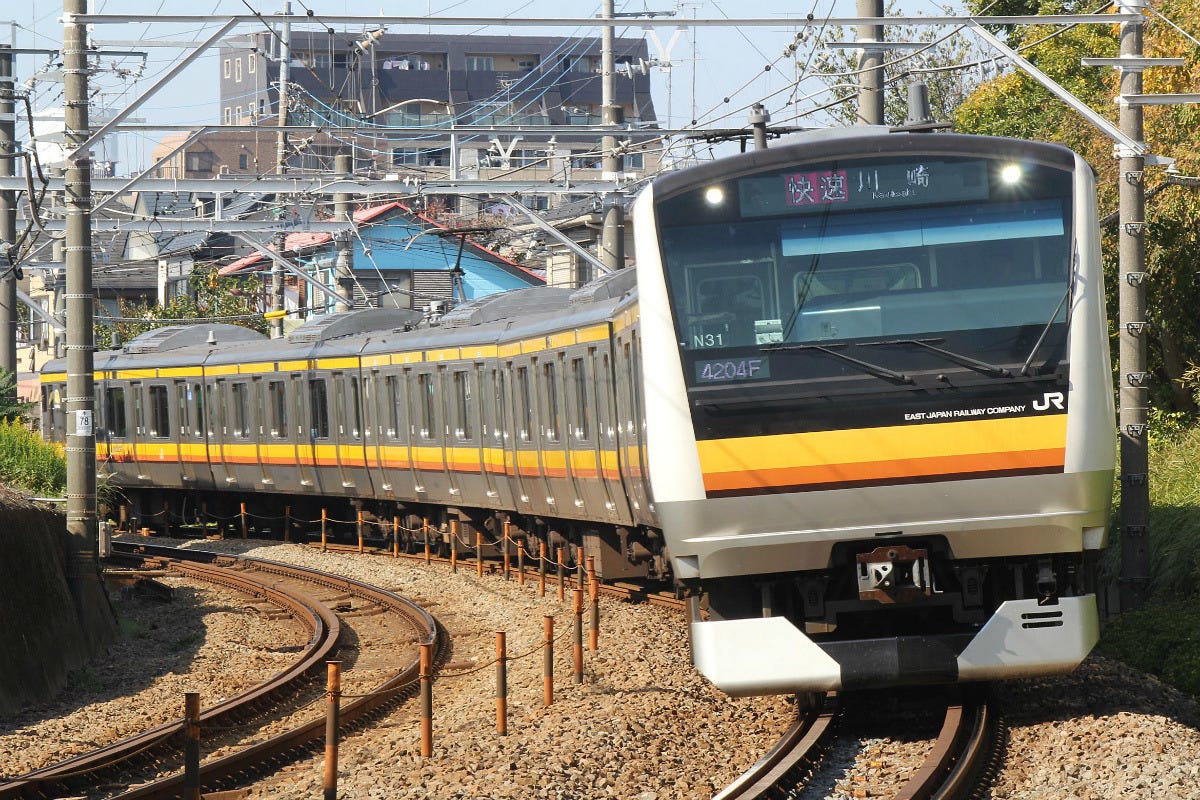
[0,542,443,800]
[715,687,998,800]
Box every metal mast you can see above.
[599,0,625,273]
[63,0,115,646]
[333,152,354,312]
[0,44,17,391]
[1116,0,1151,611]
[856,0,885,125]
[271,0,291,337]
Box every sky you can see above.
[3,0,964,175]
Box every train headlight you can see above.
[1000,164,1023,185]
[704,186,726,206]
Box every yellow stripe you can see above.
[316,357,359,370]
[521,337,548,354]
[205,365,240,376]
[547,331,576,349]
[158,367,203,378]
[427,347,460,362]
[41,372,66,383]
[277,359,310,372]
[498,342,522,359]
[463,344,498,360]
[240,361,277,374]
[363,354,392,368]
[394,351,424,365]
[576,324,610,344]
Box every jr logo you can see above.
[1032,391,1065,411]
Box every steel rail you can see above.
[894,686,997,800]
[712,693,841,800]
[0,543,442,800]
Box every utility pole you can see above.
[749,103,770,150]
[63,0,116,647]
[271,0,291,338]
[0,43,17,394]
[599,0,625,274]
[1116,0,1151,611]
[855,0,885,125]
[333,152,354,312]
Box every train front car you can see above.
[633,130,1115,695]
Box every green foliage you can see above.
[96,262,268,346]
[1097,599,1200,697]
[0,368,33,422]
[0,418,66,496]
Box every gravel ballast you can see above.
[2,537,1199,799]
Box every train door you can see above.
[100,382,136,481]
[509,359,547,515]
[125,380,145,479]
[436,365,461,500]
[331,372,367,492]
[208,378,235,487]
[559,351,590,515]
[534,354,565,516]
[366,368,391,497]
[289,373,316,491]
[592,349,631,523]
[376,370,411,499]
[615,332,654,525]
[247,377,271,488]
[477,364,503,506]
[448,365,487,505]
[174,380,202,486]
[410,367,446,500]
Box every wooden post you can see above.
[538,541,547,597]
[393,515,400,557]
[321,508,328,552]
[573,588,584,684]
[183,691,200,800]
[420,642,433,756]
[450,519,459,573]
[357,509,364,553]
[423,517,431,564]
[323,661,341,800]
[502,520,511,581]
[588,556,599,651]
[557,546,565,601]
[476,529,483,577]
[517,540,526,586]
[495,631,507,736]
[543,615,554,707]
[119,503,128,533]
[240,502,247,539]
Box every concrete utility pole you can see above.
[1116,0,1151,611]
[271,0,292,338]
[749,103,770,150]
[855,0,885,125]
[0,44,17,393]
[333,152,354,312]
[63,0,116,647]
[599,0,625,274]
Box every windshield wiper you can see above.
[859,338,1011,378]
[763,342,913,384]
[1019,279,1072,376]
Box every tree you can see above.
[97,262,269,346]
[956,0,1200,412]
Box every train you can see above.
[42,127,1115,696]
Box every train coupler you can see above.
[855,544,933,604]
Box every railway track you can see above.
[0,542,443,800]
[715,687,998,799]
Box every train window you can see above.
[149,385,169,438]
[601,353,615,442]
[417,372,435,439]
[268,380,288,439]
[104,387,127,438]
[453,371,472,440]
[542,360,560,442]
[132,384,144,437]
[205,384,218,438]
[571,357,590,440]
[309,379,329,439]
[516,366,532,442]
[232,383,249,438]
[385,375,400,438]
[191,383,205,438]
[350,377,362,440]
[481,369,498,444]
[496,369,509,444]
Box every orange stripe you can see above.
[702,447,1065,493]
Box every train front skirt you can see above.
[688,595,1099,696]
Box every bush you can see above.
[0,418,66,496]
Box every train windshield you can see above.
[655,154,1075,391]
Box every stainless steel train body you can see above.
[41,271,660,581]
[631,129,1115,694]
[41,127,1114,695]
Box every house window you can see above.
[234,105,242,122]
[248,52,256,73]
[238,153,248,170]
[223,107,232,125]
[235,57,243,82]
[223,58,231,78]
[625,152,644,170]
[466,55,494,71]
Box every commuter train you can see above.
[42,128,1115,695]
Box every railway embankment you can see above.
[0,486,114,714]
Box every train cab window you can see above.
[149,385,170,438]
[570,356,590,441]
[309,379,330,439]
[516,366,532,442]
[542,360,560,443]
[268,380,288,439]
[232,383,250,438]
[384,375,400,438]
[417,372,435,439]
[350,376,362,440]
[104,387,127,438]
[453,370,472,440]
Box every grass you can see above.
[0,418,65,496]
[1096,416,1200,698]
